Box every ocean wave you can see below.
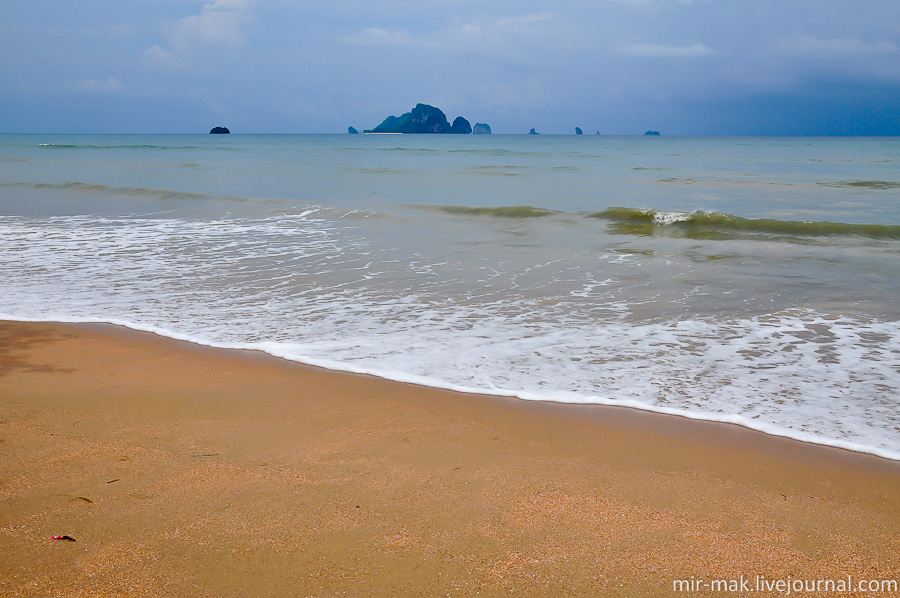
[0,181,241,202]
[377,147,441,153]
[33,142,247,151]
[433,205,557,218]
[819,180,900,190]
[659,176,758,185]
[591,207,900,240]
[657,176,799,189]
[339,167,419,175]
[448,148,552,158]
[36,143,213,151]
[466,165,526,176]
[660,177,900,191]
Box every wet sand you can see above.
[1,320,898,597]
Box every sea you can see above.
[1,133,898,460]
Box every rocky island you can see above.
[364,104,485,134]
[209,126,230,134]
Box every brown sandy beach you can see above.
[1,320,898,597]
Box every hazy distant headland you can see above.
[362,104,488,134]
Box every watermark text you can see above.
[673,575,898,595]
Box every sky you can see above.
[2,0,899,135]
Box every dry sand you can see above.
[1,320,898,597]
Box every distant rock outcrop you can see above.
[473,123,492,134]
[529,128,539,135]
[644,130,660,136]
[348,126,359,134]
[363,104,489,134]
[364,104,452,134]
[209,126,230,134]
[575,127,583,135]
[450,116,472,135]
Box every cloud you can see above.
[617,43,717,57]
[69,76,125,94]
[176,0,254,46]
[781,35,898,57]
[340,13,557,54]
[144,0,255,69]
[607,0,705,5]
[767,35,900,87]
[709,31,900,96]
[341,27,423,48]
[143,45,179,69]
[493,13,556,33]
[476,78,546,110]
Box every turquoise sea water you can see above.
[1,134,898,459]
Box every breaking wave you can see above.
[592,207,900,240]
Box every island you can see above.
[473,123,491,134]
[575,127,583,135]
[364,104,485,134]
[644,130,660,136]
[209,126,230,134]
[529,128,539,135]
[348,126,359,134]
[451,116,472,134]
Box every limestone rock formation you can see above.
[451,117,472,134]
[366,104,451,134]
[364,104,482,134]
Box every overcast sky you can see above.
[3,0,899,134]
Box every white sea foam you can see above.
[653,210,693,225]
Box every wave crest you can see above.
[591,207,900,239]
[435,205,556,218]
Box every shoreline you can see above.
[4,315,897,463]
[2,320,898,596]
[81,320,900,472]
